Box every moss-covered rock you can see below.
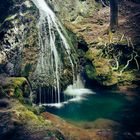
[86,48,102,61]
[0,98,65,140]
[0,76,30,99]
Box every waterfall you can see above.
[64,75,94,97]
[31,0,77,105]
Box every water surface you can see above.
[46,91,139,128]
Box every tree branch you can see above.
[120,54,133,75]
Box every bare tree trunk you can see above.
[110,0,118,32]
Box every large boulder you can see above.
[0,76,30,99]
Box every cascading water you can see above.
[31,0,77,105]
[64,74,94,97]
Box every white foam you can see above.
[40,93,89,108]
[64,88,95,97]
[69,96,84,102]
[41,103,64,108]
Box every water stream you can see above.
[31,0,77,105]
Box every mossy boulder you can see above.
[0,98,65,140]
[85,48,118,86]
[93,58,111,77]
[0,77,30,99]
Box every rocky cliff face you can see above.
[0,0,140,89]
[46,0,96,22]
[0,0,38,76]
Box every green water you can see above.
[46,90,140,130]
